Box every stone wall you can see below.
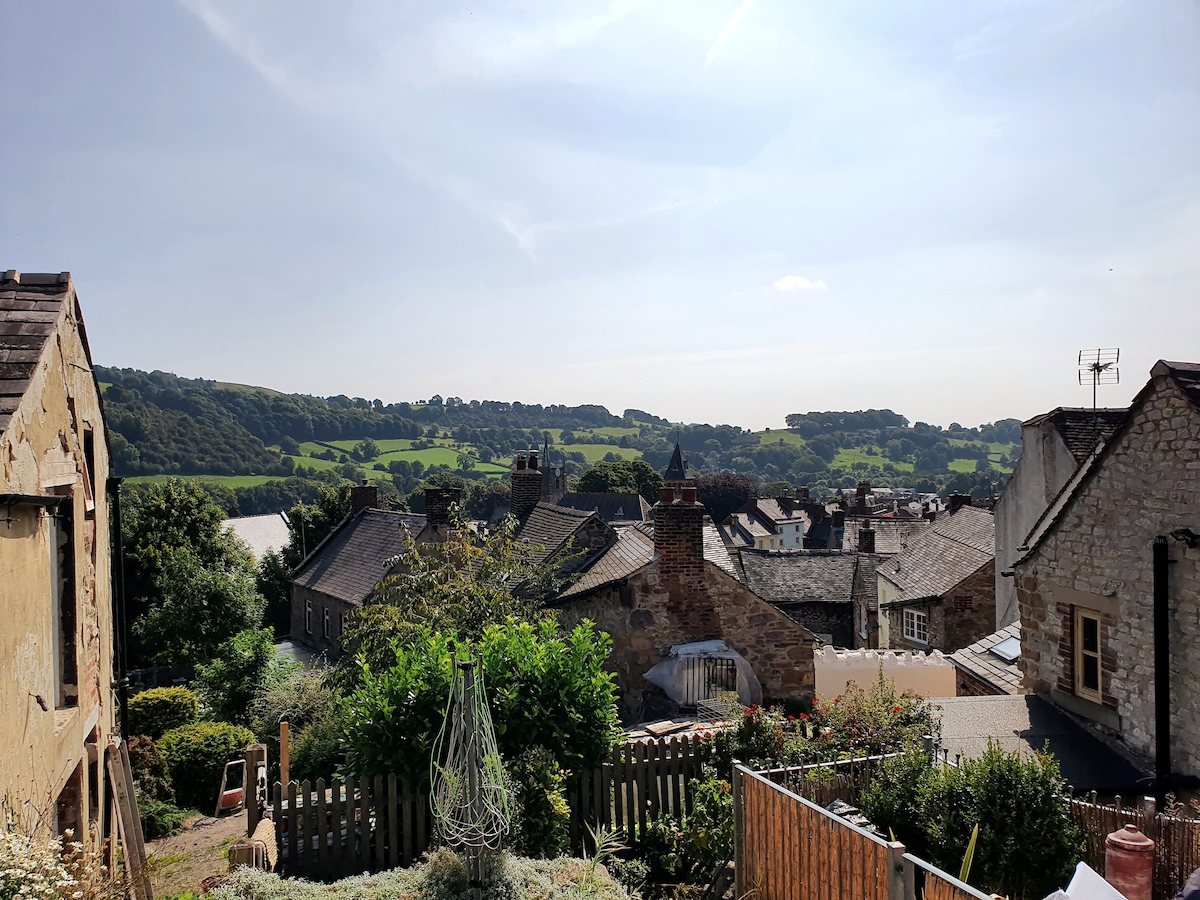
[781,601,854,649]
[557,560,815,722]
[0,292,113,839]
[291,584,352,660]
[1016,372,1200,775]
[886,561,995,655]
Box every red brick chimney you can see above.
[654,485,706,589]
[510,450,544,521]
[425,487,462,527]
[855,481,872,515]
[351,480,377,515]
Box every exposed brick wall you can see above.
[955,667,1005,696]
[654,494,706,592]
[510,468,544,520]
[425,488,461,527]
[1015,372,1200,774]
[781,602,855,649]
[557,561,816,722]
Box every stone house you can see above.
[732,549,876,649]
[1014,360,1200,780]
[0,271,115,840]
[878,502,996,653]
[554,483,816,722]
[994,406,1126,629]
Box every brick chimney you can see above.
[858,523,876,554]
[654,485,706,589]
[425,487,462,527]
[510,450,544,521]
[796,486,810,501]
[832,509,846,528]
[855,481,872,515]
[351,480,377,515]
[948,493,972,515]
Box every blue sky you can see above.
[2,1,1197,430]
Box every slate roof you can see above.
[0,271,75,436]
[878,506,994,602]
[291,508,425,605]
[1162,359,1200,405]
[755,499,812,526]
[555,492,651,522]
[1024,407,1128,464]
[223,512,291,560]
[515,501,597,564]
[948,623,1022,694]
[734,551,865,605]
[560,525,655,598]
[559,518,738,598]
[841,517,927,555]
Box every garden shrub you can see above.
[158,721,255,813]
[290,708,344,784]
[1,814,125,899]
[136,796,191,840]
[341,620,620,786]
[126,686,199,739]
[861,742,1084,900]
[636,774,734,894]
[505,746,570,859]
[195,627,295,726]
[127,735,174,803]
[248,666,340,783]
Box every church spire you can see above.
[664,441,689,483]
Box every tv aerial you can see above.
[1078,348,1119,450]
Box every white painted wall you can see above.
[814,647,956,698]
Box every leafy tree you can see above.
[336,514,571,688]
[693,472,756,522]
[352,437,380,461]
[340,620,620,785]
[255,550,292,638]
[278,435,301,456]
[575,459,663,502]
[194,628,294,726]
[133,548,265,673]
[280,482,352,569]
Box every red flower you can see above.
[798,713,809,720]
[893,705,902,713]
[787,715,795,721]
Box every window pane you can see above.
[1082,616,1099,654]
[1083,655,1099,692]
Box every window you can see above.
[304,599,312,634]
[50,494,78,709]
[1074,608,1102,703]
[341,612,348,634]
[323,607,330,638]
[903,609,928,644]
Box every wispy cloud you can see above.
[772,275,829,293]
[703,0,758,69]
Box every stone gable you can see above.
[1015,370,1200,775]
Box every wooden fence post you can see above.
[732,762,744,900]
[887,841,913,900]
[280,721,290,789]
[244,744,266,837]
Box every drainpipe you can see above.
[107,476,130,739]
[1152,536,1170,797]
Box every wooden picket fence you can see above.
[1071,793,1200,900]
[567,734,706,851]
[272,775,433,880]
[733,764,992,900]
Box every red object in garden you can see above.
[1105,823,1154,900]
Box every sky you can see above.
[2,1,1198,431]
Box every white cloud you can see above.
[703,0,759,69]
[772,275,829,293]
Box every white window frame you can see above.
[341,612,348,634]
[323,607,330,638]
[903,608,928,645]
[1074,607,1103,703]
[304,599,312,634]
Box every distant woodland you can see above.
[97,366,1022,516]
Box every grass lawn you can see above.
[561,442,632,464]
[756,430,808,448]
[832,447,915,472]
[125,474,284,488]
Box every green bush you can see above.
[506,746,570,859]
[290,709,344,784]
[128,735,174,803]
[248,666,340,783]
[127,686,199,739]
[195,627,295,726]
[137,796,192,840]
[341,620,620,785]
[860,743,1084,900]
[159,721,255,813]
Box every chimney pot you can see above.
[659,487,676,504]
[681,486,698,503]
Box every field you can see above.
[756,430,808,448]
[126,474,284,488]
[832,447,915,473]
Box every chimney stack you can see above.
[858,524,876,554]
[425,487,462,527]
[510,450,545,521]
[832,509,846,528]
[351,480,378,516]
[948,494,972,515]
[654,485,706,588]
[796,486,810,501]
[855,481,872,514]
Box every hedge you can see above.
[158,721,254,813]
[126,686,199,739]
